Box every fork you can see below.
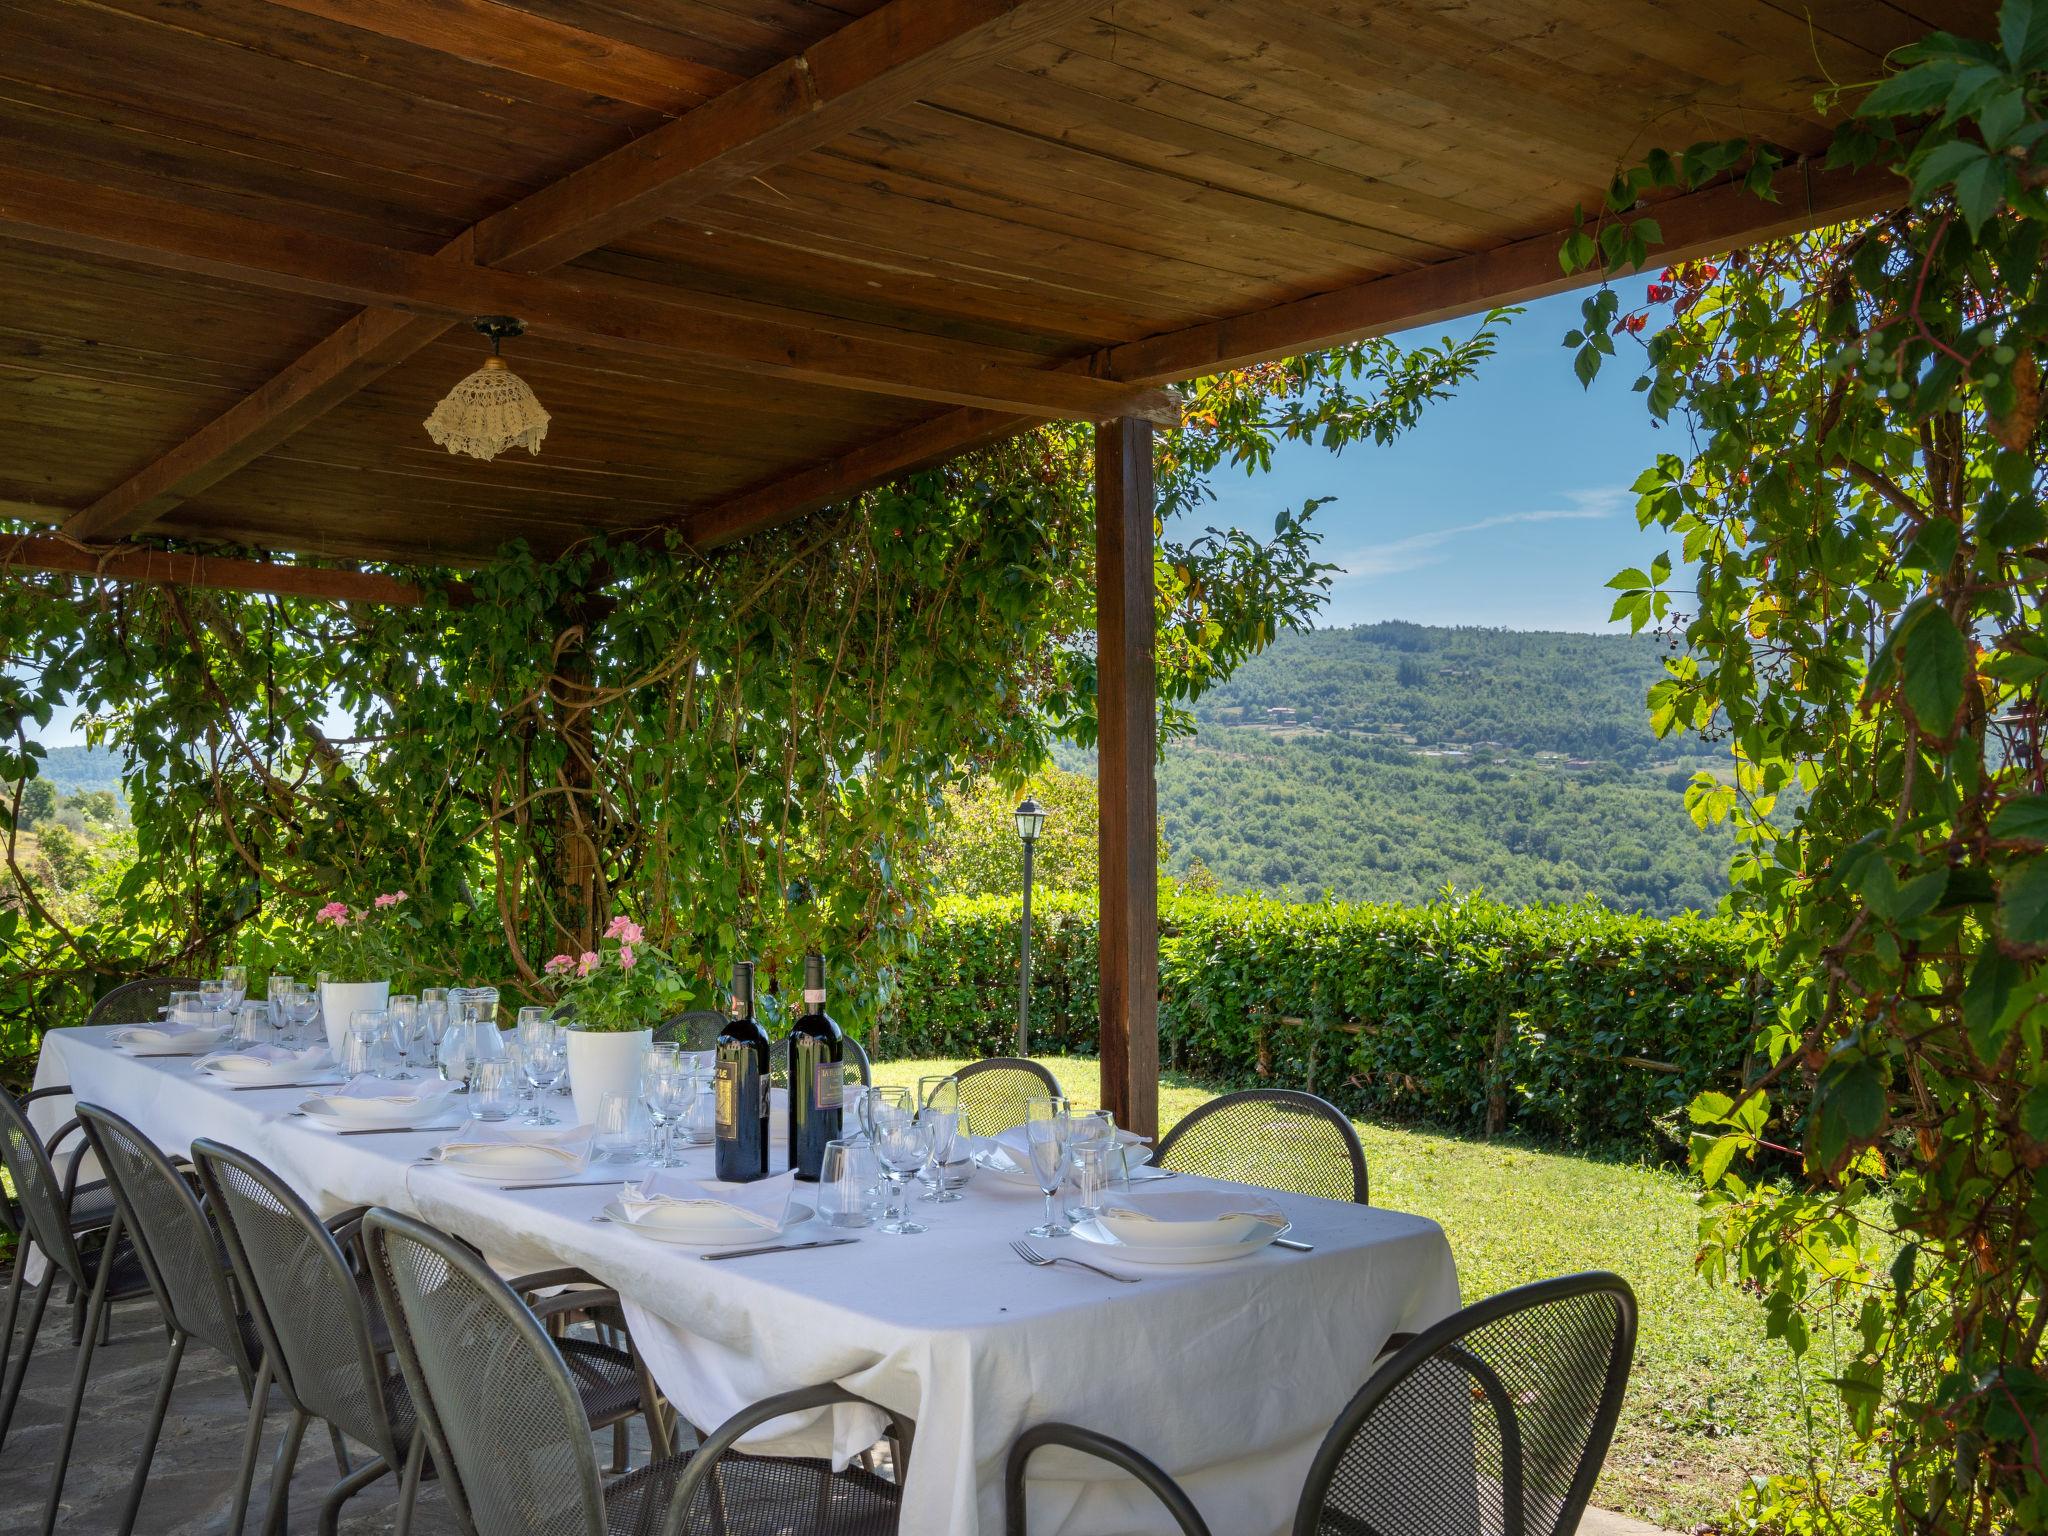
[1009,1239,1140,1283]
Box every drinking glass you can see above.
[519,1020,564,1125]
[1069,1143,1113,1225]
[384,995,419,1079]
[916,1076,963,1203]
[818,1138,878,1228]
[267,973,293,1034]
[936,1107,979,1198]
[642,1051,689,1165]
[342,1010,384,1078]
[868,1088,931,1236]
[468,1059,515,1121]
[1024,1096,1073,1238]
[198,978,228,1030]
[286,985,321,1054]
[681,1069,716,1145]
[221,965,248,1011]
[165,989,199,1022]
[593,1090,643,1164]
[237,1001,273,1050]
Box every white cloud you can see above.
[1330,488,1626,582]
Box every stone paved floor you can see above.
[0,1285,654,1534]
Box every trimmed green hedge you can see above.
[875,890,1757,1149]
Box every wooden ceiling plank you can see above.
[0,166,1178,424]
[254,0,742,113]
[57,0,1109,543]
[681,154,1907,550]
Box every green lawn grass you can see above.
[886,1055,1838,1531]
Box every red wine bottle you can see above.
[788,952,845,1181]
[714,962,770,1183]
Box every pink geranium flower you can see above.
[618,944,637,969]
[604,916,644,946]
[543,954,576,976]
[373,890,409,909]
[577,951,600,977]
[316,901,351,926]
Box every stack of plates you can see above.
[300,1078,460,1132]
[114,1022,229,1056]
[601,1198,816,1247]
[1069,1192,1291,1266]
[197,1048,332,1087]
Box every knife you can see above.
[1272,1237,1315,1252]
[226,1080,345,1091]
[499,1178,623,1191]
[702,1237,860,1261]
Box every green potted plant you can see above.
[305,892,409,1056]
[547,917,686,1122]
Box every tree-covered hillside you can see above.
[1199,622,1691,765]
[1059,623,1737,916]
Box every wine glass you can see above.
[287,985,321,1055]
[868,1088,932,1235]
[643,1050,690,1165]
[1024,1095,1073,1238]
[198,979,230,1039]
[267,973,293,1036]
[916,1076,963,1203]
[385,996,420,1079]
[221,965,248,1010]
[518,1018,564,1126]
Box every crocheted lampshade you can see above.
[424,317,548,461]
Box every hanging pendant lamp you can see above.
[424,315,550,461]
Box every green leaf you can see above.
[1964,949,2021,1062]
[1991,794,2048,843]
[1859,62,1961,119]
[2004,0,2048,67]
[1690,1090,1736,1125]
[1912,138,1992,198]
[2025,1085,2048,1144]
[1693,1131,1741,1187]
[1902,602,1969,731]
[1953,154,2010,238]
[1999,854,2048,945]
[1810,1055,1888,1174]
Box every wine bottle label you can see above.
[715,1059,738,1137]
[803,989,825,1005]
[814,1060,843,1110]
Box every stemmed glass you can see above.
[1024,1095,1073,1238]
[868,1088,933,1235]
[286,984,321,1055]
[518,1017,565,1126]
[642,1047,688,1165]
[199,979,231,1041]
[916,1076,964,1203]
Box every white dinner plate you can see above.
[601,1199,815,1247]
[115,1025,229,1057]
[299,1098,462,1133]
[309,1085,460,1128]
[1069,1215,1290,1266]
[199,1053,335,1087]
[432,1144,592,1182]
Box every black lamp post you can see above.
[1014,796,1047,1055]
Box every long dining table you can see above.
[29,1024,1461,1535]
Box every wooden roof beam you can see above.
[60,0,1103,545]
[0,168,1179,426]
[0,535,437,605]
[678,154,1908,551]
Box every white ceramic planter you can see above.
[319,979,390,1058]
[566,1025,652,1126]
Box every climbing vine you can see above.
[1570,4,2048,1528]
[0,322,1504,1047]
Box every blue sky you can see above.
[1194,278,1680,633]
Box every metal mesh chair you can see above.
[1005,1273,1638,1536]
[1152,1089,1370,1204]
[0,1089,153,1466]
[0,1086,115,1259]
[842,1033,873,1087]
[85,975,201,1027]
[952,1057,1060,1135]
[655,1010,729,1052]
[70,1104,266,1536]
[365,1206,910,1536]
[193,1137,424,1536]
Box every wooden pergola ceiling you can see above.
[0,0,1995,572]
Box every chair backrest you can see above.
[954,1057,1060,1135]
[654,1010,728,1052]
[842,1032,873,1086]
[1294,1273,1637,1536]
[77,1104,252,1377]
[0,1090,88,1286]
[86,976,202,1028]
[1153,1089,1369,1204]
[364,1207,606,1536]
[191,1139,401,1462]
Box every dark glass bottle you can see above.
[787,952,845,1182]
[714,961,771,1183]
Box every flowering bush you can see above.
[301,891,412,982]
[545,916,687,1032]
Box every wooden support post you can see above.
[1096,417,1159,1141]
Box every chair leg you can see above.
[317,1454,391,1536]
[114,1329,187,1536]
[0,1253,25,1410]
[40,1226,117,1536]
[613,1415,630,1473]
[328,1421,353,1475]
[262,1408,309,1536]
[395,1436,426,1536]
[226,1356,274,1536]
[0,1267,53,1448]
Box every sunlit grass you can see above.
[886,1054,1834,1530]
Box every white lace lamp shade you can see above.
[424,353,550,461]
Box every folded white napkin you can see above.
[433,1120,593,1165]
[168,1006,216,1024]
[333,1075,455,1105]
[618,1168,797,1230]
[116,1021,223,1049]
[1098,1188,1283,1224]
[198,1044,328,1075]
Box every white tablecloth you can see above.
[31,1025,1460,1535]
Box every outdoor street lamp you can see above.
[1014,796,1047,1055]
